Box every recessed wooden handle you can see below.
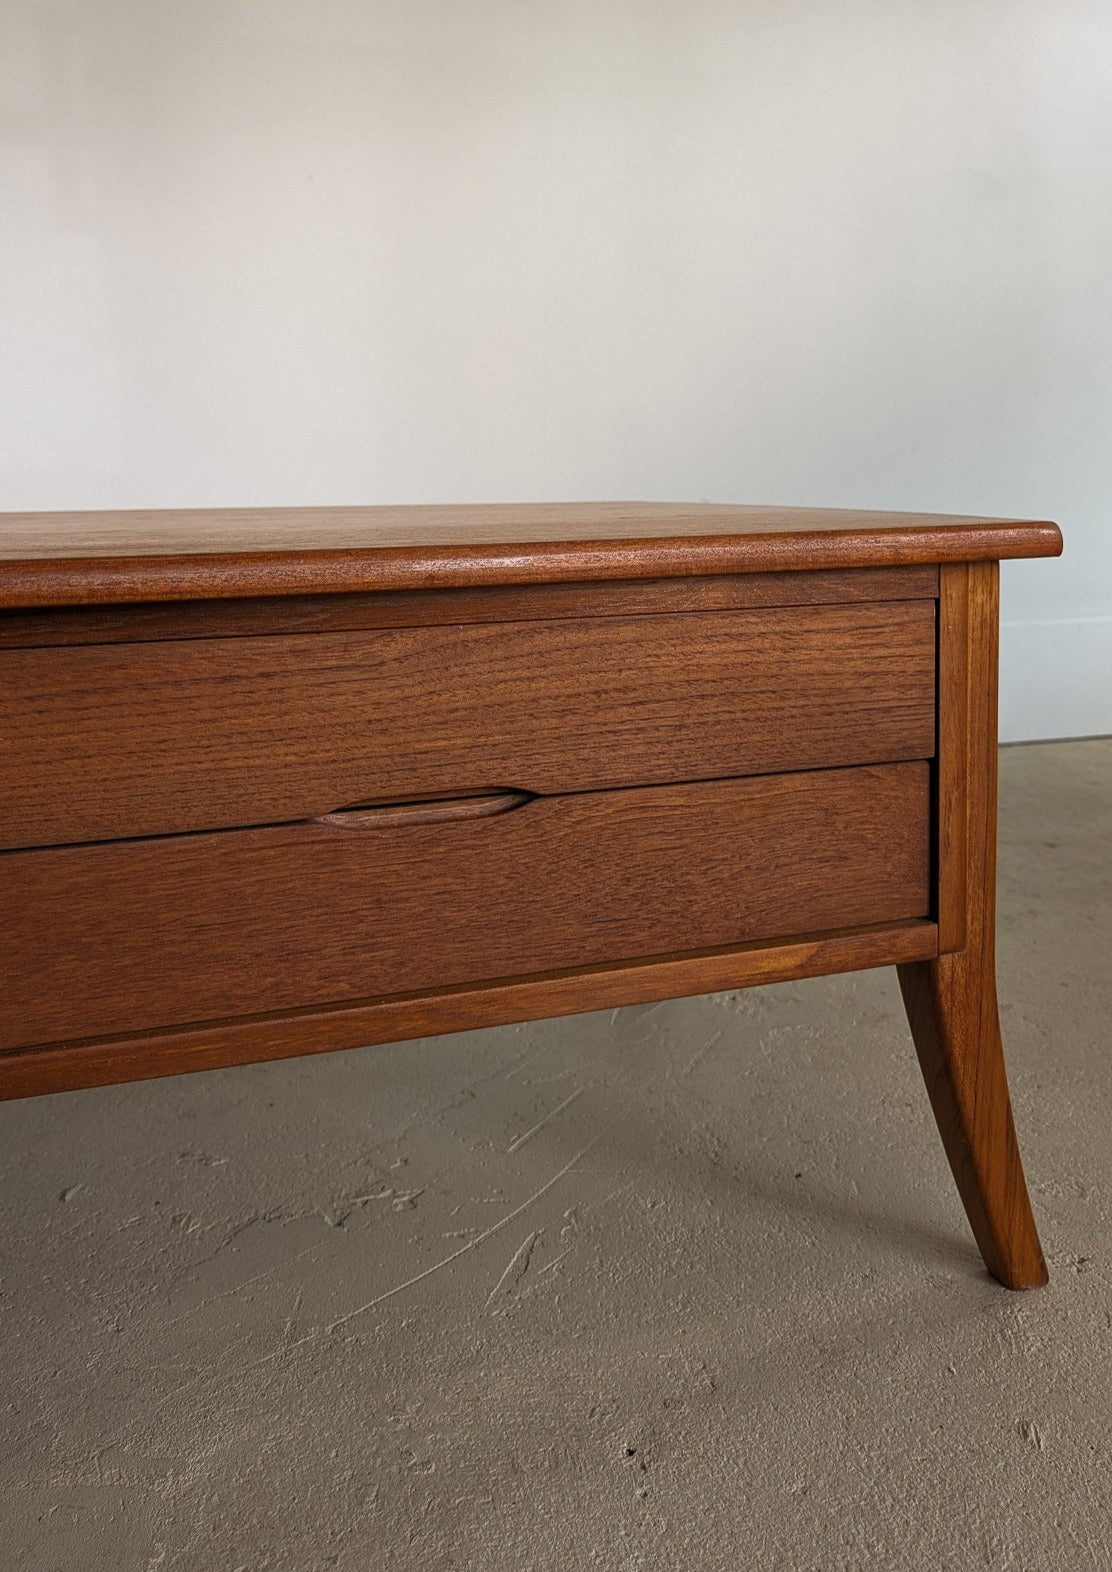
[314,791,532,830]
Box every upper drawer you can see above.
[0,601,935,849]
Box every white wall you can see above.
[2,0,1110,739]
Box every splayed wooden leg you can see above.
[902,560,1047,1288]
[899,953,1047,1288]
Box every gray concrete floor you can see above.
[2,739,1110,1571]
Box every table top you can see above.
[0,502,1062,607]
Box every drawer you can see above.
[0,762,929,1051]
[0,602,935,849]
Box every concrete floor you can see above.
[2,739,1110,1571]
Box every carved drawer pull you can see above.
[314,790,532,830]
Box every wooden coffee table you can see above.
[0,503,1062,1288]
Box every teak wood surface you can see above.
[0,764,928,1050]
[0,921,940,1101]
[0,504,1063,1291]
[0,565,938,648]
[898,563,1049,1288]
[0,600,935,848]
[0,502,1061,605]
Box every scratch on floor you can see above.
[677,1029,723,1079]
[322,1102,633,1335]
[127,1337,257,1431]
[503,1040,559,1082]
[507,1086,585,1153]
[344,1037,557,1165]
[164,1211,272,1282]
[162,1241,327,1329]
[591,1180,634,1212]
[283,1287,304,1347]
[618,1001,669,1034]
[535,1247,573,1278]
[484,1229,541,1310]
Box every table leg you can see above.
[898,559,1047,1289]
[898,953,1047,1288]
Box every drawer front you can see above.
[0,763,929,1051]
[0,601,935,849]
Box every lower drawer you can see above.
[0,763,929,1051]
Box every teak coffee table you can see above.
[0,503,1062,1288]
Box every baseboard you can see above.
[1000,616,1112,743]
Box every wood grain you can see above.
[0,601,936,849]
[936,563,970,951]
[898,562,1048,1289]
[0,565,938,648]
[0,920,940,1101]
[0,763,930,1051]
[0,502,1062,607]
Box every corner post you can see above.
[897,560,1048,1288]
